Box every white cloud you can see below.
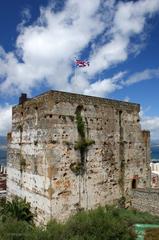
[141,116,159,140]
[84,78,119,97]
[0,0,106,95]
[140,106,159,140]
[17,7,31,32]
[125,68,159,85]
[0,105,12,136]
[87,35,128,76]
[124,96,130,102]
[83,71,125,97]
[87,0,159,76]
[0,0,159,97]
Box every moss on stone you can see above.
[20,157,26,173]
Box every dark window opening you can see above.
[119,110,122,115]
[152,177,156,184]
[75,105,83,114]
[132,179,137,189]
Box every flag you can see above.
[75,59,90,67]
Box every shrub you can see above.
[63,207,136,240]
[0,197,34,223]
[0,218,33,240]
[0,205,159,240]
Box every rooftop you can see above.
[14,90,140,111]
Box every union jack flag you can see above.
[75,59,90,67]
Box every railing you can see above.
[0,164,7,174]
[0,164,7,192]
[0,190,6,198]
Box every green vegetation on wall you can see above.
[71,105,95,175]
[20,157,26,173]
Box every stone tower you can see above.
[7,91,151,224]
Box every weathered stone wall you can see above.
[132,189,159,215]
[7,91,151,224]
[0,165,7,191]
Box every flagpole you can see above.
[75,59,77,84]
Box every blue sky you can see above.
[0,0,159,139]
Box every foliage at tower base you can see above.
[1,200,159,240]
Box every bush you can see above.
[0,218,33,240]
[0,205,159,240]
[63,206,136,240]
[0,197,34,223]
